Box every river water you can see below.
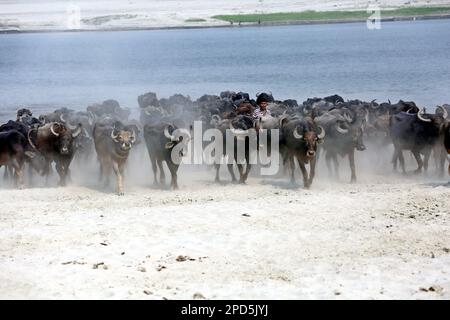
[0,19,449,120]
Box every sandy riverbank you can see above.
[1,0,450,32]
[1,165,449,299]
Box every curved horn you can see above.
[293,126,303,139]
[211,114,221,122]
[406,108,415,114]
[279,114,288,127]
[164,126,176,141]
[417,108,431,123]
[335,122,349,134]
[317,126,326,139]
[111,129,119,142]
[60,114,66,123]
[72,124,82,138]
[144,108,152,115]
[27,128,38,151]
[437,106,448,119]
[50,123,60,137]
[229,122,248,135]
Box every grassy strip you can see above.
[212,7,450,23]
[185,18,207,23]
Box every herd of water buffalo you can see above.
[1,91,449,195]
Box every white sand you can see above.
[1,165,449,299]
[1,0,450,31]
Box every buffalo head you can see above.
[292,120,325,158]
[49,122,82,155]
[110,122,136,151]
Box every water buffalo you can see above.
[143,122,190,189]
[0,130,39,188]
[213,115,257,184]
[316,110,366,182]
[0,120,46,181]
[29,122,82,186]
[280,116,325,188]
[389,107,447,174]
[444,120,450,175]
[59,111,95,161]
[87,100,131,123]
[93,120,136,195]
[431,106,450,175]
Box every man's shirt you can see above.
[253,107,271,119]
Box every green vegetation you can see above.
[185,18,207,23]
[212,7,450,23]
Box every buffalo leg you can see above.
[237,164,244,183]
[57,158,72,187]
[98,162,104,183]
[150,156,158,185]
[412,149,423,174]
[392,149,398,172]
[242,164,251,183]
[167,161,179,190]
[55,162,67,186]
[146,148,158,185]
[308,157,317,186]
[397,149,406,174]
[43,161,51,186]
[332,154,339,180]
[349,150,356,183]
[296,156,309,188]
[437,147,446,176]
[101,160,111,188]
[27,164,33,186]
[242,152,251,182]
[11,158,24,189]
[112,161,125,195]
[325,152,333,178]
[3,166,9,181]
[157,159,165,186]
[288,156,295,184]
[227,164,237,183]
[423,148,431,173]
[214,163,220,182]
[236,163,251,184]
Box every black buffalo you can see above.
[0,130,40,188]
[143,122,190,189]
[280,116,325,188]
[29,122,82,186]
[93,120,136,195]
[316,110,366,182]
[389,108,447,174]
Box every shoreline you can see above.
[1,13,450,35]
